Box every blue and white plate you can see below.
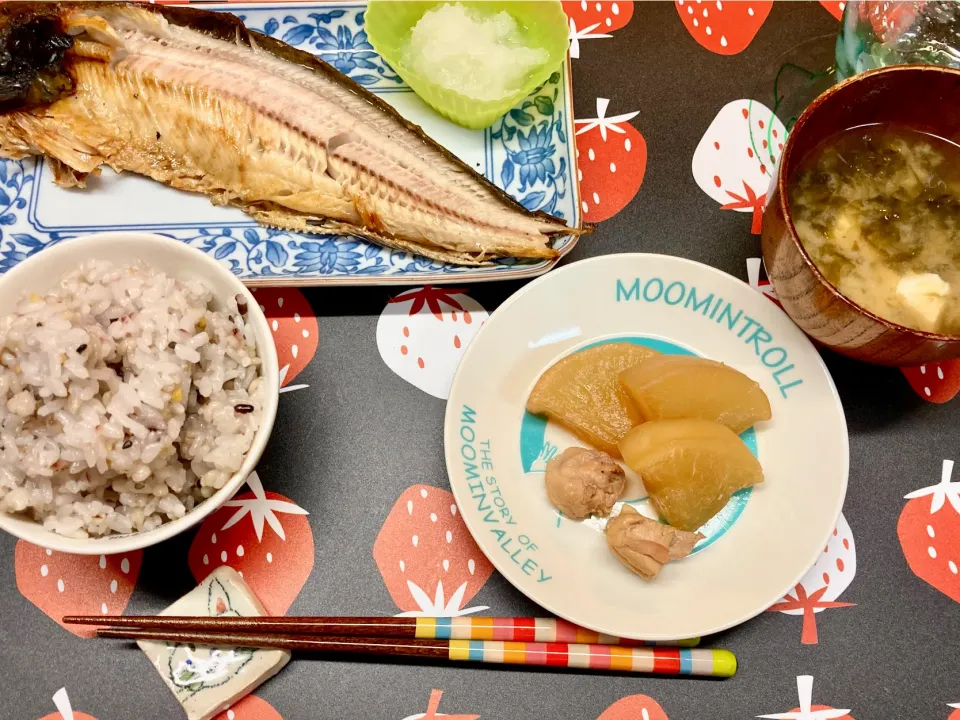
[444,254,849,640]
[0,3,580,286]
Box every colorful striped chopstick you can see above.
[63,615,700,647]
[414,617,701,647]
[93,627,736,677]
[443,639,732,676]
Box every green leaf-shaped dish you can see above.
[365,1,569,130]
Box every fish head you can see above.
[0,4,74,111]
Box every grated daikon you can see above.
[402,3,549,102]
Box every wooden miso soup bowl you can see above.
[761,65,960,366]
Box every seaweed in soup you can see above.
[789,124,960,335]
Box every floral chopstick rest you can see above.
[137,566,290,720]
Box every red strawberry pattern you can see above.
[377,287,488,400]
[374,484,494,616]
[676,0,773,55]
[15,542,141,638]
[4,5,959,718]
[215,695,283,720]
[563,1,634,59]
[188,471,314,615]
[758,676,854,720]
[819,1,847,20]
[597,695,669,720]
[747,258,781,307]
[401,690,480,720]
[38,689,98,720]
[694,99,785,234]
[898,459,960,603]
[902,360,960,403]
[865,1,924,38]
[252,288,319,393]
[575,98,646,222]
[767,513,856,645]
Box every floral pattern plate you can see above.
[0,3,581,286]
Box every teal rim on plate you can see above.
[444,253,849,640]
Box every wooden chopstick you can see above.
[93,626,735,677]
[62,615,700,647]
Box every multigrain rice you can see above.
[0,260,263,537]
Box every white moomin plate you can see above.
[444,254,849,640]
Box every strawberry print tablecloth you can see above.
[2,2,960,719]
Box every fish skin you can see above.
[0,2,585,266]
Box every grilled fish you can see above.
[0,3,581,265]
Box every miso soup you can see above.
[789,124,960,335]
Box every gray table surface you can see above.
[2,2,959,719]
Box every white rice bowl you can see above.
[0,256,267,540]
